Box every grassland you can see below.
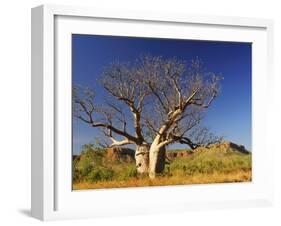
[72,143,252,190]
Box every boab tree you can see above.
[73,56,221,179]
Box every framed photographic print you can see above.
[31,4,274,221]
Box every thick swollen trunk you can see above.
[135,144,150,174]
[149,145,166,179]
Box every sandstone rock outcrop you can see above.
[195,141,250,154]
[106,147,135,162]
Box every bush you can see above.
[72,144,107,182]
[117,165,138,181]
[87,166,114,182]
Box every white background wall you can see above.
[0,0,280,225]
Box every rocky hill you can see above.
[166,150,193,159]
[106,147,135,162]
[194,141,250,155]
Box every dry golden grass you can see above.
[73,169,251,190]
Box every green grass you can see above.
[167,149,251,176]
[73,145,252,189]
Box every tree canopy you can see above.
[73,55,222,150]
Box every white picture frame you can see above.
[31,4,274,221]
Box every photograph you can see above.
[72,34,252,190]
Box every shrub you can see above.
[87,166,114,182]
[72,144,107,182]
[117,165,138,181]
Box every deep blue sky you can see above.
[72,34,252,154]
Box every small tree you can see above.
[73,55,221,179]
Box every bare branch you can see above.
[74,56,222,151]
[73,85,140,145]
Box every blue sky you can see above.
[72,34,252,154]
